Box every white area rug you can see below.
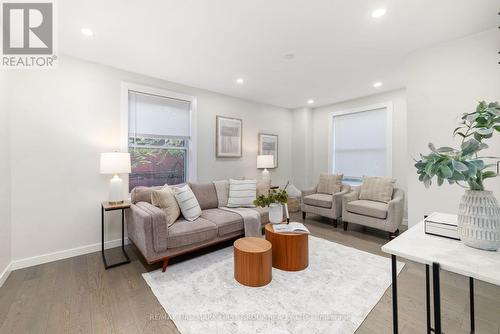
[143,236,404,334]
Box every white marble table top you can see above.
[382,221,500,286]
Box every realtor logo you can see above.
[1,0,57,68]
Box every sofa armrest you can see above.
[301,186,318,201]
[126,202,169,256]
[386,188,405,232]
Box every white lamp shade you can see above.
[257,155,274,169]
[100,152,131,174]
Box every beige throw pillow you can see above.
[151,186,180,227]
[317,173,343,194]
[359,176,396,203]
[173,184,202,221]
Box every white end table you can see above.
[382,221,500,334]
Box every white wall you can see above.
[406,29,500,226]
[309,89,408,215]
[7,55,292,263]
[291,108,313,190]
[0,72,12,283]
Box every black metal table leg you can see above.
[432,262,441,334]
[392,254,398,334]
[102,205,130,270]
[426,264,431,334]
[470,277,475,333]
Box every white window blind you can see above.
[128,90,191,191]
[128,91,190,138]
[332,108,388,182]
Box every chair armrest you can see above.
[333,184,351,199]
[387,189,405,232]
[332,184,351,218]
[342,188,359,204]
[301,186,318,200]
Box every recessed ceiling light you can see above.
[371,8,387,18]
[81,28,94,37]
[284,53,295,60]
[236,78,244,84]
[307,99,315,104]
[373,81,383,88]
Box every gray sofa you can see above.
[125,182,269,271]
[342,187,405,237]
[301,184,351,227]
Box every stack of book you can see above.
[424,212,460,240]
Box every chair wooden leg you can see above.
[333,219,338,228]
[343,221,348,231]
[302,211,306,220]
[162,258,169,272]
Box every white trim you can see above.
[0,262,12,288]
[327,101,394,177]
[10,238,129,271]
[120,82,198,185]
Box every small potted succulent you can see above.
[254,188,288,224]
[414,101,500,250]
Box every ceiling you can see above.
[59,0,498,109]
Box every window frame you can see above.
[327,102,393,185]
[120,82,197,191]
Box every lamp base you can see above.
[109,174,125,203]
[262,169,270,182]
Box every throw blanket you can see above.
[213,179,261,237]
[220,207,262,237]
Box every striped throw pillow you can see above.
[227,179,257,208]
[173,184,202,221]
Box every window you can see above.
[127,89,194,191]
[330,104,392,185]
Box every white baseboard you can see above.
[0,262,12,288]
[10,238,130,271]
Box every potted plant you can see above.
[254,188,288,224]
[415,101,500,250]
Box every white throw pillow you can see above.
[227,179,257,208]
[173,184,202,221]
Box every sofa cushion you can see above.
[189,182,218,210]
[251,206,270,224]
[213,180,229,207]
[303,193,333,208]
[317,173,343,195]
[151,186,180,227]
[227,179,257,208]
[359,176,396,203]
[346,200,388,219]
[173,184,202,221]
[201,208,244,236]
[167,218,218,249]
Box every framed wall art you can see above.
[258,133,278,168]
[216,116,242,158]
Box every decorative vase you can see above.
[269,203,283,224]
[457,190,500,251]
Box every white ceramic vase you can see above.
[457,190,500,251]
[269,203,283,224]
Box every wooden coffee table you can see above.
[233,237,272,287]
[265,224,309,271]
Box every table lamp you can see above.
[100,152,131,204]
[257,155,274,182]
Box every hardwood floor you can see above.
[1,212,499,333]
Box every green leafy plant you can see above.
[415,101,499,191]
[253,188,288,207]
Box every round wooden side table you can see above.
[233,237,272,287]
[265,224,309,271]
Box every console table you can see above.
[382,221,500,334]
